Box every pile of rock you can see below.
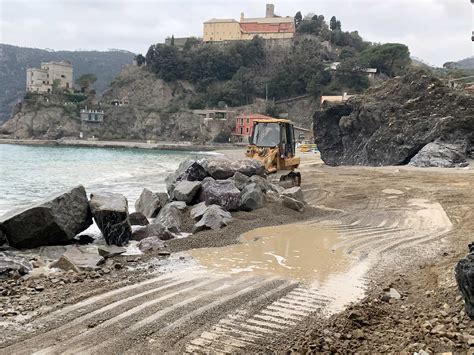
[0,156,307,278]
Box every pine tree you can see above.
[330,16,337,31]
[294,11,303,27]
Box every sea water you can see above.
[0,144,204,215]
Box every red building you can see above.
[234,113,275,142]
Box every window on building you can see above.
[246,127,249,133]
[88,113,92,120]
[246,118,250,124]
[61,75,65,78]
[240,127,243,134]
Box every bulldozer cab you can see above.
[246,118,301,186]
[250,120,296,158]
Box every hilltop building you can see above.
[26,61,73,93]
[203,4,295,42]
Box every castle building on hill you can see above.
[203,4,295,42]
[26,61,73,93]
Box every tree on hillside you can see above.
[359,43,410,76]
[135,54,146,66]
[146,44,183,81]
[75,73,97,93]
[336,20,342,30]
[294,11,303,28]
[330,16,337,31]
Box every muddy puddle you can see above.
[190,224,357,284]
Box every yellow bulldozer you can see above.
[245,118,302,186]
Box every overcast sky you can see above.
[1,0,472,66]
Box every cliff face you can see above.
[314,70,474,166]
[0,67,233,142]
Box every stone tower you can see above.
[265,4,275,18]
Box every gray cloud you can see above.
[1,0,472,66]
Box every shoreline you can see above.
[0,138,247,152]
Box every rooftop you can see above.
[204,18,238,24]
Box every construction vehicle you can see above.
[245,118,301,186]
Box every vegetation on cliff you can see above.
[143,13,410,109]
[0,44,135,122]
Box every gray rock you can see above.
[240,183,264,211]
[199,177,241,211]
[455,244,474,319]
[89,192,132,246]
[193,205,232,233]
[409,140,469,168]
[50,254,80,273]
[265,190,282,204]
[0,230,6,246]
[281,195,305,212]
[97,245,126,258]
[52,246,104,271]
[0,185,92,249]
[231,171,250,191]
[249,175,271,193]
[172,181,201,204]
[384,287,402,300]
[231,159,265,177]
[0,251,33,277]
[74,234,95,245]
[129,212,149,226]
[134,188,168,218]
[138,237,166,253]
[203,158,234,180]
[190,202,208,220]
[281,186,305,203]
[156,202,185,233]
[132,223,174,241]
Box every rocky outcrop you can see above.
[231,171,250,191]
[0,185,92,249]
[135,189,168,218]
[138,237,165,253]
[409,140,469,168]
[172,181,201,204]
[281,186,306,212]
[128,212,149,226]
[455,243,474,319]
[314,70,474,166]
[89,192,132,246]
[193,205,232,233]
[199,178,241,211]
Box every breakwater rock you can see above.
[0,185,92,249]
[314,70,474,167]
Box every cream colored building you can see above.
[26,61,73,93]
[203,4,295,42]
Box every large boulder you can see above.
[231,171,250,191]
[172,181,201,204]
[193,205,232,233]
[166,159,208,195]
[156,201,186,232]
[249,175,271,193]
[131,223,174,241]
[0,252,33,277]
[203,158,234,180]
[129,212,149,226]
[135,189,168,218]
[231,159,265,177]
[89,192,132,246]
[313,71,474,166]
[0,185,92,249]
[240,183,264,211]
[190,202,208,220]
[409,140,469,168]
[199,178,241,211]
[0,230,6,246]
[455,244,474,319]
